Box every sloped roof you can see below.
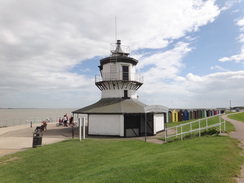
[72,98,147,114]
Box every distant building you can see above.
[73,40,167,137]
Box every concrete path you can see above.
[221,113,244,183]
[0,123,71,157]
[222,114,244,150]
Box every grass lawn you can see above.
[228,112,244,122]
[1,136,244,183]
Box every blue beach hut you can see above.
[183,109,189,121]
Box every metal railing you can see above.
[110,43,130,54]
[95,72,143,83]
[165,115,226,142]
[0,116,60,128]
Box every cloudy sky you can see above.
[0,0,243,109]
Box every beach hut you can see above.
[192,110,196,119]
[178,109,183,121]
[201,109,207,118]
[206,109,211,117]
[168,110,172,123]
[196,109,201,119]
[172,110,178,122]
[188,110,193,120]
[183,109,189,121]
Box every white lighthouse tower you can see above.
[73,40,167,137]
[95,40,143,100]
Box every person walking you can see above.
[69,115,73,126]
[63,115,68,127]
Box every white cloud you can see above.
[140,71,244,108]
[238,33,244,43]
[219,17,244,63]
[237,17,244,27]
[220,0,238,11]
[210,65,229,71]
[0,0,241,108]
[219,48,244,63]
[126,0,220,49]
[138,42,192,83]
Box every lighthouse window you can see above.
[122,66,129,81]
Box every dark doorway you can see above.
[124,113,153,137]
[144,113,153,136]
[124,90,128,98]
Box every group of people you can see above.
[58,114,73,127]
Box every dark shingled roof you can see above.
[98,56,138,71]
[100,56,138,66]
[72,98,147,114]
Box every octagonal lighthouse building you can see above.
[96,40,143,100]
[73,40,167,137]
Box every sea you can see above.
[0,108,81,127]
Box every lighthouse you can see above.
[95,40,143,100]
[73,40,167,137]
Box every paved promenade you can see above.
[221,113,244,183]
[0,123,71,157]
[222,114,244,150]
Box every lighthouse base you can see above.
[73,98,166,137]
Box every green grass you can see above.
[1,137,244,183]
[228,112,244,122]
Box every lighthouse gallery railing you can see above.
[95,72,143,83]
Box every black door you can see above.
[143,113,153,136]
[124,113,153,137]
[124,114,140,137]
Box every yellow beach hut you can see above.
[172,109,178,123]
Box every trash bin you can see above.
[32,131,43,148]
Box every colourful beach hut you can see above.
[199,109,203,118]
[196,109,200,119]
[178,110,183,122]
[183,109,189,121]
[188,110,193,120]
[172,110,178,123]
[192,110,196,119]
[168,110,172,123]
[201,109,207,118]
[206,109,211,117]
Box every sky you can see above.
[0,0,243,109]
